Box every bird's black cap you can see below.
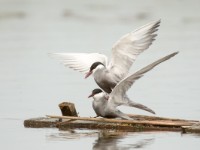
[88,88,103,98]
[90,62,105,71]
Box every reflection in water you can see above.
[181,132,200,138]
[46,129,154,149]
[128,138,154,149]
[93,131,128,150]
[46,129,98,141]
[93,130,154,150]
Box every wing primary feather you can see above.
[49,53,108,74]
[110,51,178,103]
[110,20,161,81]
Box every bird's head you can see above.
[88,88,103,98]
[85,62,105,78]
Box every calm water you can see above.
[0,0,200,149]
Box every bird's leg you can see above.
[93,115,100,118]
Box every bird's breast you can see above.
[93,70,117,93]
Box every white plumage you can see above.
[50,20,161,93]
[89,52,178,120]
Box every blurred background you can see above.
[0,0,200,149]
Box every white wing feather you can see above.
[49,53,108,74]
[109,20,161,81]
[108,52,178,107]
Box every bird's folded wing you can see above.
[49,53,108,74]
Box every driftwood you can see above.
[24,114,199,132]
[23,102,200,133]
[127,114,198,122]
[182,123,200,133]
[58,102,78,116]
[46,115,195,127]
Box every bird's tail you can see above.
[128,101,156,114]
[123,95,155,114]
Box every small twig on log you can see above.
[127,114,199,122]
[46,115,194,127]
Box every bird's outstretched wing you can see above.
[108,20,161,81]
[108,51,178,107]
[49,53,108,74]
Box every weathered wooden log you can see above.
[58,102,78,116]
[127,114,199,122]
[57,120,182,132]
[46,115,195,127]
[24,114,200,133]
[23,102,200,133]
[182,123,200,133]
[24,117,60,128]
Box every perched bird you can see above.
[88,52,178,120]
[50,20,161,93]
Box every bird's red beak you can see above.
[88,93,93,98]
[85,71,92,79]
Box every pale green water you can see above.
[0,0,200,149]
